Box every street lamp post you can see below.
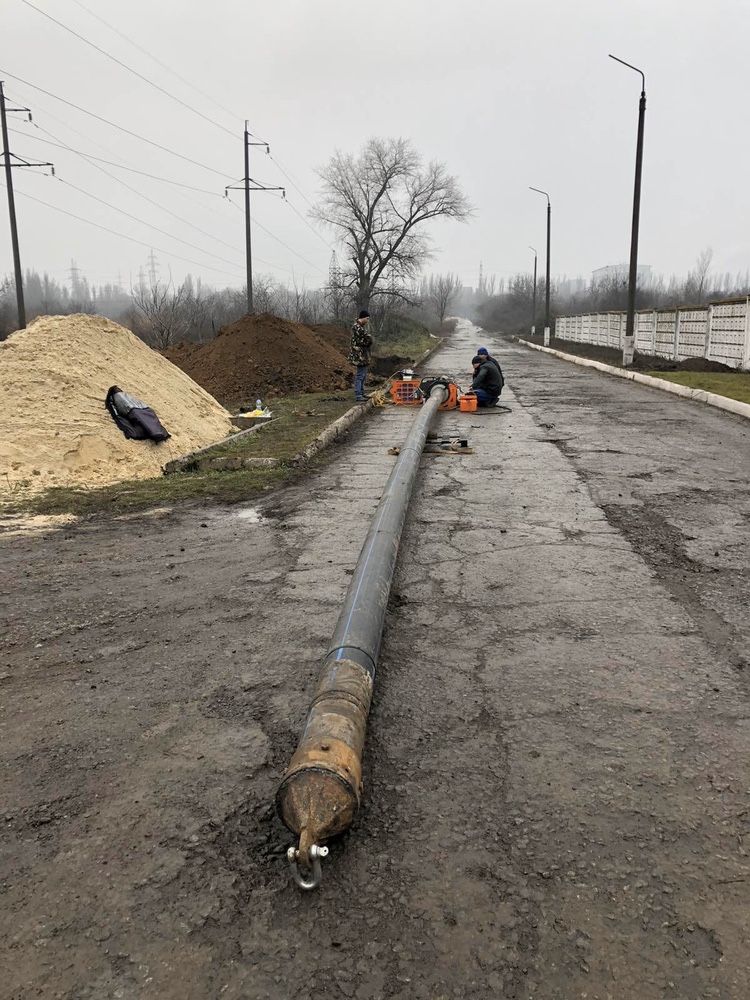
[529,246,538,336]
[529,187,551,345]
[610,54,646,367]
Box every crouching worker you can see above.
[470,351,503,407]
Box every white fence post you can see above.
[743,297,750,370]
[705,304,714,359]
[674,310,681,361]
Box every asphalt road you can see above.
[1,320,748,999]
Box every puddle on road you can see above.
[235,508,264,524]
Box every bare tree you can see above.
[130,277,189,350]
[427,273,462,323]
[314,137,471,310]
[686,247,714,302]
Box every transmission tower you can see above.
[68,259,82,300]
[146,249,159,287]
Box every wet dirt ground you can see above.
[1,321,749,999]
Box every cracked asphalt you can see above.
[1,320,749,999]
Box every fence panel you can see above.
[709,299,748,369]
[636,311,654,353]
[553,297,749,368]
[654,310,677,358]
[676,308,709,359]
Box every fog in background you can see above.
[2,0,749,293]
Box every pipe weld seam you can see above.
[309,688,370,714]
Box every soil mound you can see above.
[632,353,735,373]
[309,322,351,356]
[0,314,234,494]
[167,313,351,406]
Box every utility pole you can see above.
[529,245,538,336]
[530,187,552,345]
[1,83,54,330]
[0,81,24,329]
[0,82,54,330]
[225,123,284,315]
[610,54,646,367]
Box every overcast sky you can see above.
[2,0,749,293]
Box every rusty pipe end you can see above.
[276,658,373,847]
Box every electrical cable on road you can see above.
[20,0,238,140]
[0,180,245,281]
[0,69,233,180]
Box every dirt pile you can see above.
[309,322,351,357]
[632,354,735,373]
[167,314,351,406]
[0,314,234,494]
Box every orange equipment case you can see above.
[389,378,422,406]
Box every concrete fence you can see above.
[554,296,750,369]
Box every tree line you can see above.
[477,248,750,335]
[0,265,464,348]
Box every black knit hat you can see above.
[358,309,370,319]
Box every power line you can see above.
[26,122,245,257]
[55,175,242,267]
[11,123,325,278]
[67,0,247,133]
[9,127,221,194]
[20,0,237,140]
[284,195,335,252]
[269,153,316,209]
[223,192,324,273]
[0,179,245,281]
[0,68,233,179]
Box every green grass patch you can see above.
[374,316,436,361]
[4,392,354,519]
[645,371,750,405]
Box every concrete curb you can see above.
[291,399,375,466]
[164,418,277,474]
[517,339,750,422]
[167,333,445,477]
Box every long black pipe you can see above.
[277,384,448,888]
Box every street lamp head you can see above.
[609,54,645,94]
[529,186,550,205]
[529,245,537,256]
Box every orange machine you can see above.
[390,375,462,410]
[389,376,422,406]
[438,382,460,410]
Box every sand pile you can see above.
[167,313,351,406]
[0,314,235,493]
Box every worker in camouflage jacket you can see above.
[348,309,373,402]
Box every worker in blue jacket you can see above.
[470,348,503,406]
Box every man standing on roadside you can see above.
[348,309,372,403]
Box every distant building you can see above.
[592,263,652,287]
[558,276,587,296]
